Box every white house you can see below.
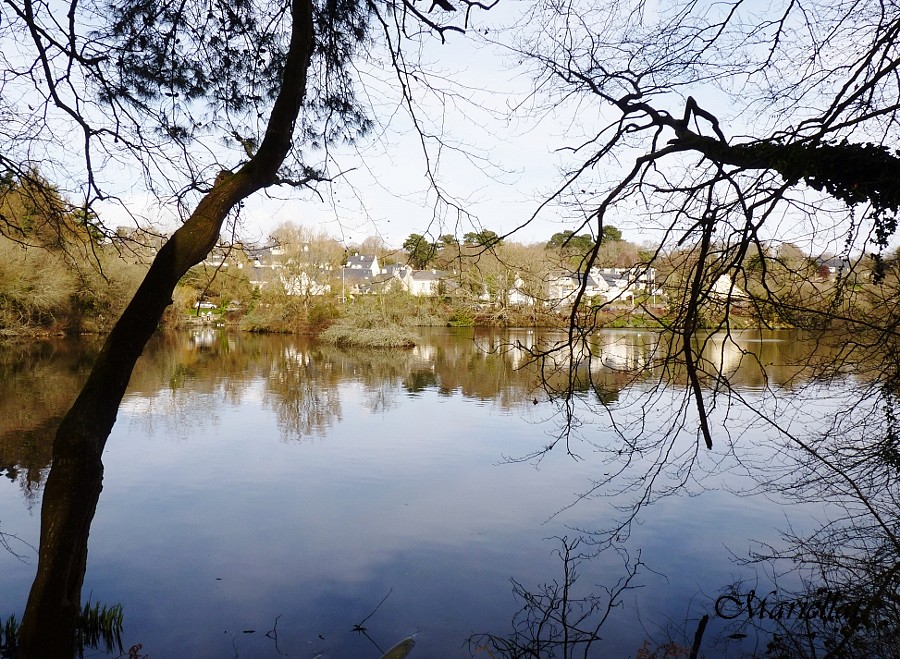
[710,273,748,302]
[545,271,610,307]
[507,277,535,306]
[407,270,445,296]
[594,271,633,304]
[345,253,380,276]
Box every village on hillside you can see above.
[193,236,662,312]
[157,223,862,319]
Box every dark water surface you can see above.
[0,329,849,657]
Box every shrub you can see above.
[319,324,417,348]
[318,295,419,347]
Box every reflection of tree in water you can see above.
[0,330,851,490]
[423,330,546,406]
[321,345,410,414]
[122,332,275,438]
[316,335,545,412]
[730,359,900,657]
[0,338,102,499]
[469,536,655,659]
[710,573,900,658]
[404,368,438,394]
[265,343,343,440]
[6,329,895,654]
[704,381,900,658]
[516,325,900,655]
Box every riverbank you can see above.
[1,291,785,343]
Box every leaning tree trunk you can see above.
[17,1,315,654]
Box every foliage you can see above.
[319,293,435,347]
[402,233,437,269]
[270,222,345,269]
[0,242,75,332]
[0,173,148,334]
[546,230,594,254]
[448,310,475,327]
[602,225,622,242]
[76,600,125,657]
[320,323,418,348]
[0,614,17,658]
[241,294,338,333]
[180,262,254,313]
[69,253,148,333]
[0,236,146,335]
[0,600,124,658]
[463,229,502,248]
[545,227,633,269]
[0,173,98,250]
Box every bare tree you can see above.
[484,3,900,653]
[492,0,900,466]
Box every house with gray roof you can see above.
[345,253,380,276]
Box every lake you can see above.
[0,328,877,657]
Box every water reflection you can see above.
[0,329,838,489]
[0,328,853,522]
[0,338,101,501]
[0,328,884,656]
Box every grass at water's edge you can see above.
[319,324,418,348]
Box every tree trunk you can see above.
[17,0,315,654]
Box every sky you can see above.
[93,2,624,251]
[51,0,887,258]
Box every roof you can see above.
[383,264,412,276]
[346,254,377,269]
[342,268,374,283]
[410,270,447,281]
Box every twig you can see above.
[266,615,286,656]
[353,587,394,632]
[353,588,394,655]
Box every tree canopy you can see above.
[463,229,502,247]
[546,230,593,253]
[402,232,438,269]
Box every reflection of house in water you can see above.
[507,330,537,369]
[189,329,218,349]
[467,331,539,370]
[281,344,312,367]
[410,343,437,363]
[481,330,659,374]
[472,332,514,357]
[702,334,755,379]
[523,331,659,374]
[595,333,656,371]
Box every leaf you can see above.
[380,636,416,659]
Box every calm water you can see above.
[0,329,855,657]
